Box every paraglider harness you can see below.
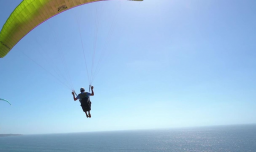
[78,92,91,107]
[74,91,91,111]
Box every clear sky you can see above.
[0,0,256,134]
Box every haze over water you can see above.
[1,124,256,152]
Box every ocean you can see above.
[0,125,256,152]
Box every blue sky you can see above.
[0,0,256,134]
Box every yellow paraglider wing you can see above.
[0,0,142,58]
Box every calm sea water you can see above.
[1,125,256,152]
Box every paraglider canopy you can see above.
[0,0,143,58]
[0,98,11,105]
[0,0,143,90]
